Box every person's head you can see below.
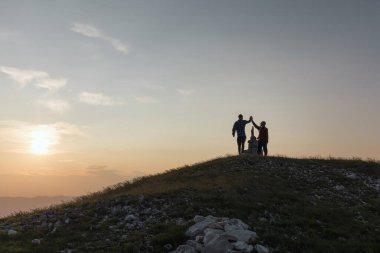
[238,114,243,120]
[260,121,266,127]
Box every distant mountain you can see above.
[0,196,74,218]
[0,156,379,252]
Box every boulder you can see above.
[203,228,224,245]
[186,220,215,237]
[186,240,203,251]
[223,218,249,231]
[194,215,206,223]
[203,234,233,253]
[225,230,257,242]
[255,244,269,253]
[233,241,249,251]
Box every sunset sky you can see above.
[1,0,379,197]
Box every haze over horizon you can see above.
[1,0,379,197]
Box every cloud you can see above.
[109,38,129,54]
[0,121,83,154]
[35,78,67,90]
[38,99,71,113]
[134,96,159,104]
[177,89,195,95]
[71,22,130,55]
[70,23,101,38]
[0,66,67,91]
[79,92,123,106]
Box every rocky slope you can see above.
[0,155,379,253]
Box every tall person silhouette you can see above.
[232,114,253,154]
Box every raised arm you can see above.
[252,120,260,130]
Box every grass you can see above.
[0,155,379,252]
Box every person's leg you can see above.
[237,137,242,154]
[257,140,263,155]
[263,142,268,156]
[241,136,246,153]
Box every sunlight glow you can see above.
[30,126,56,155]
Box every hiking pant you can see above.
[237,136,246,154]
[257,139,268,156]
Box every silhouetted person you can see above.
[232,114,253,154]
[252,120,269,156]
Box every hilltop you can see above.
[0,155,379,253]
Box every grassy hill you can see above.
[0,155,379,253]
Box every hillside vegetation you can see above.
[0,155,379,253]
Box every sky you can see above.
[0,0,379,197]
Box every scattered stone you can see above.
[186,219,215,237]
[255,244,269,253]
[8,229,17,236]
[125,214,137,222]
[32,238,41,245]
[164,243,173,251]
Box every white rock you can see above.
[125,214,137,222]
[32,238,41,245]
[225,230,257,242]
[203,234,233,253]
[245,245,254,253]
[233,241,249,250]
[224,218,249,231]
[193,215,206,223]
[334,185,345,191]
[186,219,215,237]
[65,218,70,224]
[255,244,269,253]
[8,229,17,236]
[244,245,254,253]
[186,240,203,251]
[203,228,224,245]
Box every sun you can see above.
[31,139,50,155]
[30,127,55,155]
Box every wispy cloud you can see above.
[71,23,101,38]
[71,23,130,55]
[79,92,123,106]
[38,99,71,114]
[0,66,67,91]
[134,96,159,104]
[177,89,195,96]
[0,121,83,154]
